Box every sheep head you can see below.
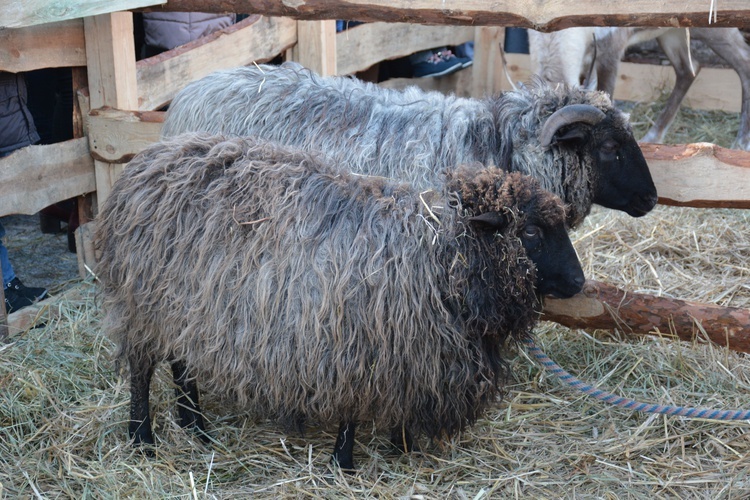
[539,102,658,220]
[447,167,585,299]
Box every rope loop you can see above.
[524,337,750,421]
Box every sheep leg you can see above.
[641,29,699,144]
[129,355,155,448]
[171,360,209,443]
[691,28,750,150]
[389,425,418,454]
[332,421,357,470]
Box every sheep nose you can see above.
[571,273,585,294]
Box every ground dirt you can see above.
[1,213,80,297]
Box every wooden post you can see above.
[292,20,337,76]
[83,11,138,209]
[471,26,504,97]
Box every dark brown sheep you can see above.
[95,133,584,469]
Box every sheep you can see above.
[161,61,658,229]
[95,133,585,469]
[528,27,750,150]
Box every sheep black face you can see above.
[539,104,658,219]
[461,169,585,299]
[472,210,584,298]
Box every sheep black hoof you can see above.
[135,442,156,458]
[192,426,212,445]
[331,452,356,473]
[131,432,156,458]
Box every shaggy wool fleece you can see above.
[95,134,562,438]
[162,62,631,227]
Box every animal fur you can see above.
[162,62,657,228]
[95,133,576,442]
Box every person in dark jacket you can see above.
[140,12,236,58]
[0,72,48,314]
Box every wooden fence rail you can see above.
[141,0,750,30]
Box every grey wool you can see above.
[161,62,646,228]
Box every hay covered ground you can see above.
[2,90,750,498]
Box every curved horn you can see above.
[539,104,607,147]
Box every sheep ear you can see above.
[550,124,588,145]
[469,212,507,231]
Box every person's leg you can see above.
[0,222,15,286]
[0,221,47,306]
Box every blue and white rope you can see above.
[524,337,750,421]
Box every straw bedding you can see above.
[1,91,749,498]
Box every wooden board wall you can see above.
[137,15,297,110]
[0,0,164,28]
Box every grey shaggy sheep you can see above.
[161,61,658,228]
[95,133,584,469]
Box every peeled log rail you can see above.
[642,143,750,209]
[141,0,750,31]
[542,280,750,355]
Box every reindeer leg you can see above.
[641,29,699,144]
[692,28,750,150]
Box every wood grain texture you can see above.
[87,108,164,162]
[139,1,750,30]
[543,280,750,354]
[1,0,164,29]
[0,19,86,72]
[0,139,95,217]
[136,15,297,110]
[641,143,750,208]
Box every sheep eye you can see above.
[601,139,619,155]
[522,224,541,241]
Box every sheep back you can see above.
[161,62,498,191]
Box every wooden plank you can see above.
[542,280,750,355]
[83,12,138,110]
[0,19,86,72]
[75,222,97,281]
[335,23,474,76]
[84,12,138,209]
[471,27,505,98]
[7,285,94,336]
[87,108,164,163]
[379,67,475,97]
[486,53,743,113]
[614,62,742,114]
[1,0,164,29]
[641,142,750,208]
[136,15,297,111]
[0,139,96,217]
[141,1,750,30]
[292,20,337,76]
